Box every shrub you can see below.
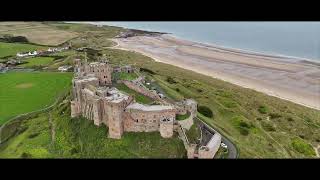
[198,106,213,118]
[28,133,40,139]
[258,105,268,114]
[140,68,155,74]
[291,138,316,156]
[239,121,250,129]
[287,117,294,122]
[70,148,78,155]
[20,152,32,158]
[0,34,29,43]
[261,121,276,131]
[166,76,177,84]
[269,113,282,119]
[239,128,249,136]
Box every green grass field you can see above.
[115,83,153,104]
[0,42,46,58]
[185,122,201,144]
[117,72,138,81]
[18,57,55,68]
[0,72,72,124]
[0,102,186,158]
[176,112,191,121]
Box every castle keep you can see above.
[71,58,179,139]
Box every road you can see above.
[195,117,238,159]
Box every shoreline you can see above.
[111,35,320,111]
[67,21,319,63]
[166,34,319,63]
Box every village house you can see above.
[6,59,21,67]
[0,63,8,73]
[58,65,73,72]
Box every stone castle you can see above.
[70,58,223,159]
[70,58,194,139]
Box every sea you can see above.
[72,22,320,62]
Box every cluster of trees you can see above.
[0,34,29,43]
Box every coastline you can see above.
[111,35,320,111]
[167,34,319,63]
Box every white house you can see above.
[58,66,72,72]
[16,52,28,57]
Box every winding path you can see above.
[195,117,238,159]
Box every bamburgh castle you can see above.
[70,58,196,139]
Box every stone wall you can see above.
[70,100,80,118]
[124,109,175,134]
[78,89,104,126]
[187,144,197,159]
[176,99,197,117]
[123,80,161,101]
[159,117,174,138]
[198,133,221,159]
[103,96,134,139]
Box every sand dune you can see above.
[111,35,320,110]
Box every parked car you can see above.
[221,142,228,149]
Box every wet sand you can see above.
[111,35,320,110]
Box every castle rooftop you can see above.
[103,87,130,103]
[89,62,107,66]
[126,103,174,112]
[74,76,98,83]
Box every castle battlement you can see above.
[71,58,182,139]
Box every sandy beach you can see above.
[111,35,320,110]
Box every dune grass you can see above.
[102,47,320,158]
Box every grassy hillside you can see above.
[0,22,78,46]
[0,101,186,158]
[0,72,72,124]
[18,57,55,68]
[102,48,320,158]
